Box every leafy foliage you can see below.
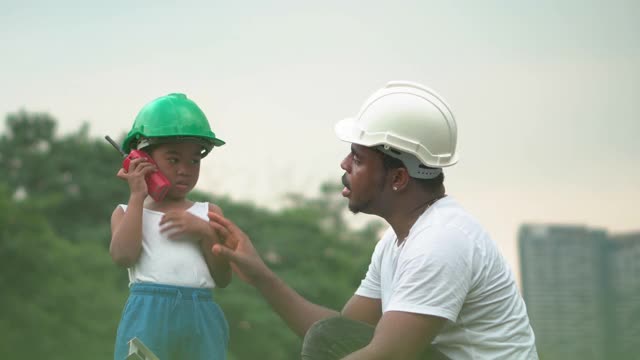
[0,183,126,358]
[0,111,130,244]
[0,112,382,359]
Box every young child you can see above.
[110,93,230,360]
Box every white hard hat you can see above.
[335,81,458,179]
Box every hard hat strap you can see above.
[377,145,442,179]
[136,136,215,157]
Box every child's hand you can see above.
[116,157,156,197]
[159,210,208,240]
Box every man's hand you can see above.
[208,211,341,337]
[207,212,270,286]
[160,210,210,240]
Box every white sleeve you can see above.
[354,236,386,299]
[386,225,473,322]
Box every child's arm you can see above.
[109,194,145,267]
[109,157,155,267]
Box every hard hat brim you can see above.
[335,117,367,145]
[334,116,458,168]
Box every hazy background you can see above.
[2,0,639,283]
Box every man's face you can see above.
[340,144,388,214]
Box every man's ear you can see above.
[390,167,411,192]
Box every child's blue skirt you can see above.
[114,282,229,360]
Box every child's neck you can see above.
[144,196,193,212]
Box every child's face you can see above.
[149,142,203,199]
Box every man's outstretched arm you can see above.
[252,267,340,337]
[208,212,339,337]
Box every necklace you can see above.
[415,194,447,214]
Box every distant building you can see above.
[608,232,640,359]
[519,225,640,360]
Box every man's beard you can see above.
[347,201,363,214]
[342,173,386,215]
[347,193,378,215]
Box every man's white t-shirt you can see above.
[355,196,538,359]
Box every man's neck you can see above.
[385,192,446,245]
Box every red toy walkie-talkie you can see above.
[105,135,171,201]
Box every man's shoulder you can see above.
[375,228,396,247]
[407,207,490,256]
[415,197,486,237]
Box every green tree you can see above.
[0,111,129,244]
[0,183,128,358]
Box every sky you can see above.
[1,0,639,283]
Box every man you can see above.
[208,81,538,359]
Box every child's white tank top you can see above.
[118,202,215,288]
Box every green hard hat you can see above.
[122,93,225,156]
